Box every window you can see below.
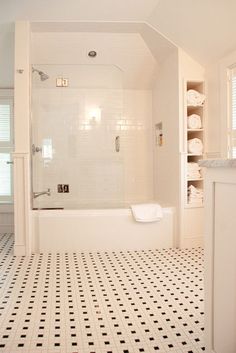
[0,90,14,203]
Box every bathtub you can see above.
[31,207,175,253]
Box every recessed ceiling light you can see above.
[88,50,97,58]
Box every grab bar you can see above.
[115,136,120,152]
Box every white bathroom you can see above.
[1,1,236,352]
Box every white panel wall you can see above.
[152,49,179,207]
[0,204,14,233]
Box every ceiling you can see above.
[0,0,160,22]
[0,0,236,87]
[148,0,236,66]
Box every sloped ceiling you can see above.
[1,0,236,87]
[0,0,159,22]
[148,0,236,65]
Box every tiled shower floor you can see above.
[0,234,204,353]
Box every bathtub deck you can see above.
[0,233,204,352]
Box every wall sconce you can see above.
[88,107,101,123]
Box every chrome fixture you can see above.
[32,67,49,81]
[115,136,120,152]
[32,144,42,155]
[33,188,51,199]
[88,50,97,58]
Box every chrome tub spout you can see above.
[33,188,51,199]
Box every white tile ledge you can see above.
[199,158,236,168]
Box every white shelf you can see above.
[187,178,203,181]
[184,80,205,211]
[187,104,204,108]
[185,203,204,209]
[187,129,203,132]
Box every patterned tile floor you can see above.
[0,233,204,353]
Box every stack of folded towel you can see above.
[187,114,202,129]
[188,185,203,204]
[187,89,205,106]
[187,138,203,155]
[187,162,201,179]
[131,203,163,222]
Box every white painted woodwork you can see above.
[203,163,236,353]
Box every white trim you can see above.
[14,245,26,256]
[181,235,204,248]
[13,152,31,256]
[1,225,14,233]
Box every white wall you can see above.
[152,49,179,207]
[153,48,205,247]
[0,204,14,233]
[178,49,205,248]
[0,23,14,88]
[178,49,205,150]
[31,31,157,90]
[206,49,236,158]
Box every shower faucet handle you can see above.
[115,136,120,152]
[32,144,42,154]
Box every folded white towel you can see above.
[187,162,201,171]
[131,203,163,222]
[187,89,205,106]
[187,138,203,155]
[187,114,202,129]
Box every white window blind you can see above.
[0,92,14,203]
[0,153,11,196]
[0,104,11,142]
[229,69,236,158]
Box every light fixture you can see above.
[88,50,97,58]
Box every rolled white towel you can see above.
[131,203,163,222]
[187,89,205,106]
[187,114,202,129]
[187,138,203,155]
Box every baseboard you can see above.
[14,244,26,256]
[0,225,14,233]
[181,236,204,248]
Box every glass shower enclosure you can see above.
[31,64,124,209]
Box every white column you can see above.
[14,21,31,255]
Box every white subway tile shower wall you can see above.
[32,88,153,209]
[0,234,204,352]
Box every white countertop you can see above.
[199,159,236,168]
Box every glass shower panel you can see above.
[31,64,124,209]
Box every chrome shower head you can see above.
[32,67,49,81]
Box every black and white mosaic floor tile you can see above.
[0,233,204,353]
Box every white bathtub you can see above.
[31,207,175,253]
